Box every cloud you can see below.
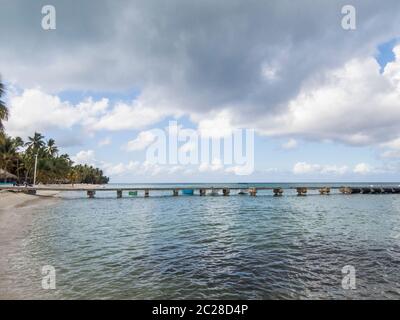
[255,51,400,145]
[102,160,184,177]
[90,89,177,131]
[5,88,77,137]
[196,110,234,138]
[2,1,400,142]
[5,88,108,138]
[380,137,400,158]
[98,137,111,147]
[293,162,348,175]
[71,150,96,165]
[282,138,298,150]
[198,159,223,172]
[353,163,373,174]
[125,130,158,151]
[4,87,174,141]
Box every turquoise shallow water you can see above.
[8,183,400,299]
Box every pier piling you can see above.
[296,187,307,196]
[273,188,283,196]
[199,189,206,196]
[339,187,351,194]
[249,188,257,196]
[173,189,179,196]
[223,188,230,196]
[319,187,330,195]
[144,189,149,197]
[117,190,122,198]
[87,190,96,198]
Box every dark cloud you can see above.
[1,0,400,123]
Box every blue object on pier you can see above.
[182,189,194,195]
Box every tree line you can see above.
[0,76,109,185]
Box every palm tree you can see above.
[45,138,59,157]
[0,135,17,182]
[0,77,8,132]
[25,132,45,153]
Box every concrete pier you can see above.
[339,187,351,194]
[3,185,400,199]
[296,187,307,196]
[319,187,330,195]
[87,190,96,198]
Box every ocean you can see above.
[5,183,400,299]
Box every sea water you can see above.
[5,183,400,299]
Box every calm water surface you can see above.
[9,183,400,299]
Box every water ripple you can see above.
[6,192,400,299]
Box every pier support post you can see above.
[249,188,257,196]
[173,189,179,196]
[144,189,149,197]
[117,190,122,198]
[223,188,230,196]
[273,188,283,196]
[339,187,351,194]
[199,189,206,196]
[319,187,330,195]
[87,190,96,198]
[296,187,307,196]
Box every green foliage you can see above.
[0,132,109,184]
[0,77,8,132]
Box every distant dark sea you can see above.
[8,183,400,299]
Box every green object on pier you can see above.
[128,191,138,196]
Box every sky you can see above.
[1,0,400,183]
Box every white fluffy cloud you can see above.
[125,130,158,151]
[380,137,400,158]
[5,89,77,137]
[5,88,109,138]
[255,48,400,145]
[71,150,96,165]
[282,139,298,150]
[4,88,177,139]
[196,110,234,138]
[353,163,373,174]
[293,162,349,175]
[292,161,384,175]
